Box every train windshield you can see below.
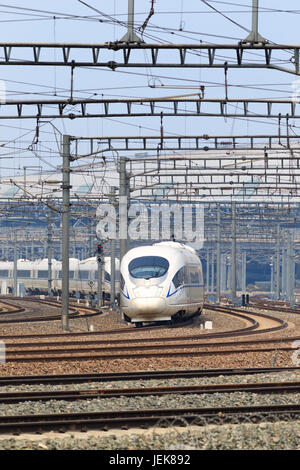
[129,256,169,279]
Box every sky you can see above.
[0,0,300,180]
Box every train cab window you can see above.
[0,270,8,278]
[129,256,169,279]
[172,267,185,289]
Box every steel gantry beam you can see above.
[2,97,300,120]
[4,138,300,203]
[118,151,300,202]
[74,134,300,153]
[0,42,299,75]
[69,134,300,202]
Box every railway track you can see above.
[0,366,299,385]
[1,303,298,439]
[5,332,300,351]
[2,380,300,403]
[0,301,295,369]
[0,300,25,320]
[251,300,300,316]
[0,297,101,323]
[3,339,299,362]
[1,370,300,436]
[0,304,292,362]
[1,403,300,435]
[0,302,288,341]
[0,367,300,435]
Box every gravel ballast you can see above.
[0,420,299,450]
[1,301,300,449]
[0,390,299,416]
[0,370,300,449]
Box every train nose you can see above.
[130,297,166,315]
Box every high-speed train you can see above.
[0,257,120,298]
[120,242,204,326]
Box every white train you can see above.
[0,257,120,298]
[120,242,204,327]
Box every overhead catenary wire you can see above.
[0,0,298,191]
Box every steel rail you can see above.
[5,333,300,352]
[1,381,300,404]
[4,346,296,363]
[0,367,299,386]
[0,301,24,316]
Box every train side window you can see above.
[172,267,185,289]
[17,270,31,278]
[184,266,190,284]
[37,270,48,279]
[0,270,9,278]
[198,267,204,285]
[190,269,200,284]
[78,271,89,280]
[58,270,74,279]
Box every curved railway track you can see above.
[1,301,300,439]
[0,297,101,323]
[0,300,25,319]
[0,303,293,363]
[0,301,296,364]
[0,302,288,339]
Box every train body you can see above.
[120,242,204,326]
[0,257,119,297]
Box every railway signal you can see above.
[97,243,103,261]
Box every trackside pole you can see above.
[61,134,71,331]
[244,0,265,43]
[231,202,237,304]
[216,204,221,304]
[119,0,142,43]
